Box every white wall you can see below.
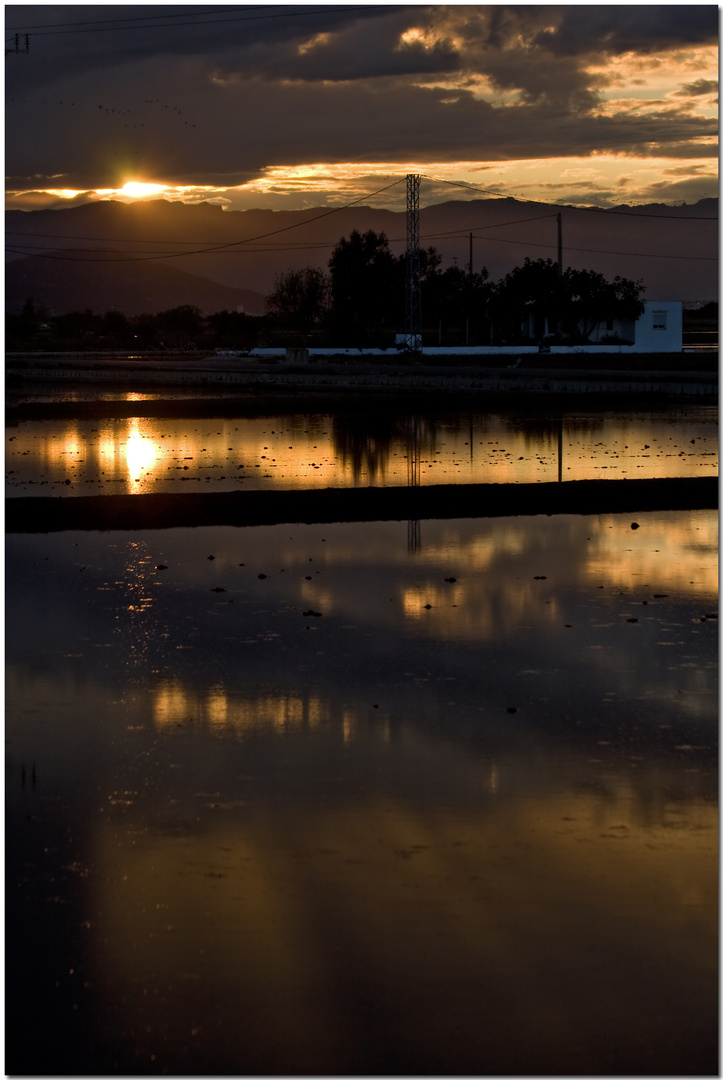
[249,302,685,357]
[632,301,683,352]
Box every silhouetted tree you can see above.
[266,267,330,341]
[6,297,52,344]
[101,310,132,346]
[492,258,566,344]
[423,264,491,343]
[328,230,401,345]
[563,268,645,343]
[156,304,203,346]
[491,258,645,344]
[206,309,265,349]
[327,231,443,345]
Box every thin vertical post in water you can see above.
[407,415,421,551]
[407,518,421,553]
[405,174,422,353]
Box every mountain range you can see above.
[6,196,718,316]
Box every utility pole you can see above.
[557,211,563,277]
[469,232,473,276]
[405,174,422,353]
[6,33,29,54]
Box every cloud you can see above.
[531,6,718,56]
[672,79,718,98]
[4,4,719,207]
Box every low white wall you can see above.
[249,342,679,359]
[250,302,684,358]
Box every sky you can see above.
[4,3,719,213]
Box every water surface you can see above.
[6,509,718,1075]
[6,404,717,496]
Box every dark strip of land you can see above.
[5,388,716,424]
[5,477,717,533]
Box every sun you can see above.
[120,181,168,199]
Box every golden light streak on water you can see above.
[152,684,329,737]
[153,681,191,728]
[205,688,229,729]
[6,414,718,497]
[124,420,159,486]
[89,782,717,1072]
[586,512,718,595]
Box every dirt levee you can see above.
[6,477,717,533]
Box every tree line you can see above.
[6,299,264,353]
[267,229,647,347]
[8,228,650,352]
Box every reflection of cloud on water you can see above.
[88,768,717,1075]
[586,512,718,596]
[153,680,329,738]
[6,408,718,496]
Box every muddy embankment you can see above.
[6,477,718,534]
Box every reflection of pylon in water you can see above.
[407,414,421,552]
[407,518,421,553]
[407,415,421,487]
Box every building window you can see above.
[653,310,667,330]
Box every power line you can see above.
[4,212,559,248]
[6,7,251,30]
[421,174,718,221]
[5,5,373,39]
[5,178,408,263]
[7,232,716,264]
[464,234,718,262]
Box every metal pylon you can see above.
[405,174,422,353]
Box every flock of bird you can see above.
[7,95,198,128]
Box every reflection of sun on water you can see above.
[125,421,158,484]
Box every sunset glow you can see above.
[120,181,168,199]
[13,146,717,214]
[6,5,717,213]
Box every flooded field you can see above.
[6,403,718,496]
[7,502,718,1075]
[6,397,718,1075]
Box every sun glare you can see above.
[121,181,168,199]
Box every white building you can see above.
[251,301,685,358]
[584,301,682,352]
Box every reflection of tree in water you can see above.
[513,413,607,452]
[332,412,438,485]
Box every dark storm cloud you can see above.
[672,79,718,97]
[210,9,461,84]
[4,4,719,195]
[4,4,401,80]
[531,5,718,55]
[12,72,711,192]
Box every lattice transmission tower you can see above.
[404,174,422,353]
[6,33,29,54]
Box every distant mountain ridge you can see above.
[5,248,266,317]
[5,196,718,314]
